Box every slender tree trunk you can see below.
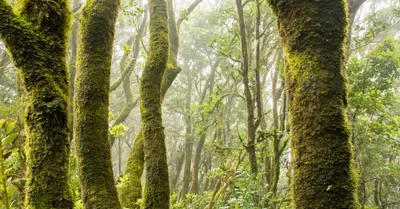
[141,0,170,208]
[271,65,281,196]
[268,0,359,208]
[172,151,185,191]
[181,73,193,199]
[235,0,258,175]
[74,0,121,208]
[69,0,80,141]
[120,0,203,206]
[190,59,219,194]
[0,1,73,208]
[373,178,380,208]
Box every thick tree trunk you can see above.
[0,1,73,208]
[74,0,121,208]
[268,0,359,208]
[141,0,170,208]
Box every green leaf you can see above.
[3,147,19,159]
[2,133,18,146]
[123,44,131,54]
[5,121,15,134]
[0,119,5,129]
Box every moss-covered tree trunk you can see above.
[268,0,358,208]
[140,0,170,208]
[73,0,121,208]
[119,0,182,207]
[0,0,73,208]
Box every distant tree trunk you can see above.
[235,0,258,175]
[270,63,281,196]
[74,0,121,208]
[68,0,80,141]
[268,0,359,208]
[346,0,368,61]
[141,0,170,208]
[172,151,185,191]
[0,0,73,208]
[190,59,219,194]
[181,72,193,199]
[110,8,148,147]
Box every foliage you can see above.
[0,118,19,209]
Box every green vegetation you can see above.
[0,0,399,208]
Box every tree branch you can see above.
[176,0,203,29]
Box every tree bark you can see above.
[235,0,258,175]
[268,0,359,208]
[0,0,73,208]
[68,0,80,142]
[119,0,203,206]
[119,130,145,209]
[180,72,193,199]
[73,0,121,208]
[141,0,170,208]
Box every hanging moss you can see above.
[0,0,73,208]
[268,0,359,208]
[73,0,121,208]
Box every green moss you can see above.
[268,0,359,208]
[0,0,73,208]
[73,0,121,208]
[140,0,170,208]
[118,131,144,209]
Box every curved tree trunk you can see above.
[268,0,359,208]
[141,0,170,208]
[0,0,73,208]
[119,0,203,207]
[74,0,121,208]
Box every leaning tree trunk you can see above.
[268,0,359,208]
[74,0,121,208]
[141,0,170,208]
[118,0,199,206]
[0,0,73,208]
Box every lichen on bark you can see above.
[268,0,359,208]
[73,0,121,208]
